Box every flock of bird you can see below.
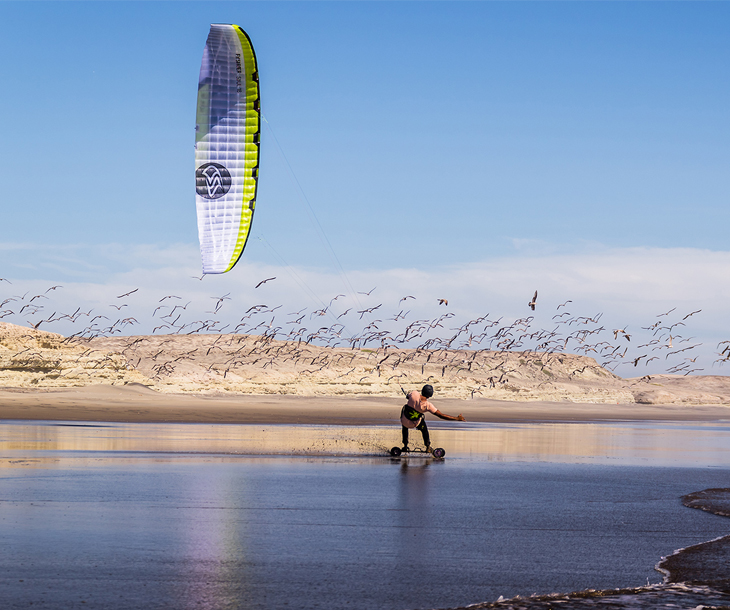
[0,277,726,393]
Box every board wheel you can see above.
[432,447,445,458]
[390,446,402,457]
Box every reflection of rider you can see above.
[401,384,465,452]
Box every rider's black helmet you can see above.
[421,384,434,398]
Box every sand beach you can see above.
[2,321,730,425]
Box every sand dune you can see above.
[1,322,730,411]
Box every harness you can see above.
[401,404,424,425]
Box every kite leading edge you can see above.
[195,24,260,274]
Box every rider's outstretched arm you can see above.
[434,410,466,422]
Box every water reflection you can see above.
[396,459,438,559]
[176,468,251,609]
[2,420,730,467]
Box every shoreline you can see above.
[467,488,730,609]
[1,384,730,425]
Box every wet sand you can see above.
[1,384,730,425]
[4,419,730,466]
[659,488,730,589]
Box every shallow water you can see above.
[4,419,730,466]
[2,420,730,609]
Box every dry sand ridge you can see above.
[2,322,730,407]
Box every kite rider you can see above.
[400,384,465,452]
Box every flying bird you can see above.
[683,310,702,320]
[255,277,276,288]
[357,287,376,296]
[437,299,448,306]
[528,291,538,311]
[613,328,631,342]
[117,288,139,299]
[633,354,648,367]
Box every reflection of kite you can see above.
[195,24,260,274]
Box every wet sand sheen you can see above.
[3,419,730,466]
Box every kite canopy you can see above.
[195,24,260,274]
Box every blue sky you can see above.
[1,2,729,375]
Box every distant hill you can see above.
[1,322,729,405]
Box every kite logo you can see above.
[196,163,232,199]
